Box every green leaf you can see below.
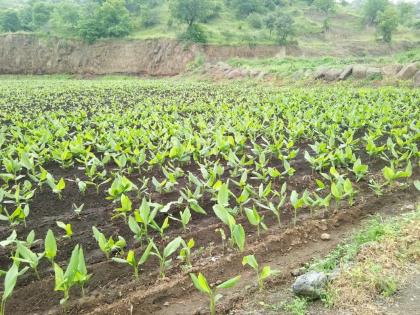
[2,263,19,302]
[45,229,57,261]
[190,273,211,294]
[217,183,229,206]
[383,166,395,181]
[56,178,66,190]
[189,200,207,215]
[260,266,272,280]
[242,255,258,271]
[217,275,241,289]
[244,207,258,226]
[53,263,65,291]
[64,245,80,280]
[139,241,154,265]
[163,237,182,258]
[232,224,245,252]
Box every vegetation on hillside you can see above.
[0,0,419,44]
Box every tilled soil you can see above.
[2,172,418,315]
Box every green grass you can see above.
[310,209,420,273]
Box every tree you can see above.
[377,6,398,42]
[170,0,216,27]
[0,10,21,32]
[273,12,294,44]
[50,2,80,36]
[397,2,416,26]
[363,0,389,25]
[96,0,132,37]
[78,0,132,43]
[314,0,335,15]
[265,11,295,43]
[313,0,335,31]
[230,0,263,18]
[32,2,52,29]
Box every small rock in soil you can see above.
[291,267,306,277]
[292,271,328,299]
[321,233,331,241]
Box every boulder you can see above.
[324,68,343,81]
[414,70,420,87]
[314,67,328,80]
[352,65,368,79]
[226,69,242,79]
[292,271,328,299]
[366,67,381,79]
[256,71,267,80]
[249,70,260,77]
[320,233,331,241]
[216,62,231,71]
[293,69,306,81]
[396,63,418,80]
[382,64,403,76]
[338,65,353,80]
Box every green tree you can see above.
[230,0,263,18]
[170,0,216,27]
[96,0,132,37]
[363,0,389,25]
[0,10,21,32]
[314,0,335,31]
[18,5,33,31]
[32,2,52,29]
[273,12,295,44]
[50,2,80,36]
[397,2,415,26]
[78,0,132,43]
[314,0,335,14]
[377,6,398,42]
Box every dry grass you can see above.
[326,213,420,315]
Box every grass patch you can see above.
[312,207,420,314]
[283,297,308,315]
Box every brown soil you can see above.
[2,163,418,315]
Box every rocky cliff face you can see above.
[0,35,298,76]
[0,34,417,76]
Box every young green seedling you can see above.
[179,207,191,232]
[92,227,126,259]
[290,190,306,226]
[351,158,368,181]
[213,204,245,252]
[54,245,91,304]
[44,229,57,265]
[242,254,278,291]
[112,241,153,279]
[190,272,241,315]
[13,242,44,280]
[178,238,195,269]
[113,193,132,221]
[1,263,28,315]
[244,207,267,237]
[150,237,182,278]
[56,221,73,239]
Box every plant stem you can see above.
[134,266,139,279]
[209,294,216,315]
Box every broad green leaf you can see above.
[217,275,241,289]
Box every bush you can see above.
[178,24,207,43]
[247,13,263,29]
[141,9,159,28]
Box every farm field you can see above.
[0,78,419,315]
